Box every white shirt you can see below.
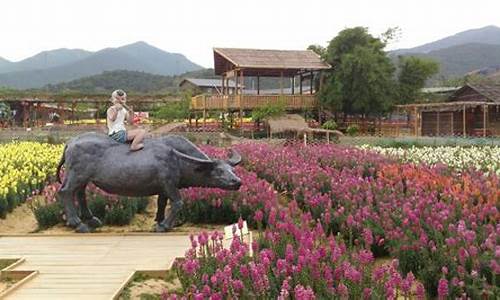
[107,107,128,135]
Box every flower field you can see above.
[360,145,500,175]
[171,143,499,299]
[0,141,498,298]
[0,142,63,217]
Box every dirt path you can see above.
[0,203,38,234]
[0,198,225,235]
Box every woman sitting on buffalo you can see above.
[107,89,146,151]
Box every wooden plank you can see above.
[0,235,191,299]
[0,271,38,298]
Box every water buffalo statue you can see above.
[55,133,242,233]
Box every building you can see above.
[179,78,237,95]
[398,83,500,137]
[190,47,331,116]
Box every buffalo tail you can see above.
[56,144,67,183]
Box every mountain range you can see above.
[0,42,202,89]
[391,25,500,81]
[1,26,500,90]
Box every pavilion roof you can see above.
[213,48,331,77]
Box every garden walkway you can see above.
[0,234,191,299]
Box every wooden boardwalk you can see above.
[0,234,191,299]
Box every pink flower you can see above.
[437,278,448,299]
[362,228,374,246]
[358,249,374,265]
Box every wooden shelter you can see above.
[0,93,177,127]
[398,83,500,137]
[190,48,331,122]
[266,114,342,143]
[179,78,237,95]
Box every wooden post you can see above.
[257,75,260,95]
[483,104,487,137]
[291,77,295,95]
[326,131,330,144]
[235,70,239,95]
[299,74,303,95]
[280,71,284,95]
[240,70,244,131]
[436,111,440,136]
[240,69,244,96]
[310,71,313,95]
[222,74,225,95]
[414,106,418,136]
[451,112,454,136]
[36,103,41,127]
[303,132,307,146]
[463,104,466,138]
[203,95,207,129]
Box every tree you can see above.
[320,27,396,117]
[151,91,191,121]
[397,56,439,104]
[307,44,326,59]
[0,102,11,121]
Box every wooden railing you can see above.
[191,94,318,110]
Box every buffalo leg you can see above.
[155,194,167,223]
[154,194,168,232]
[76,187,102,228]
[160,188,183,230]
[57,171,90,233]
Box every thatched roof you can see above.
[214,48,331,77]
[267,114,311,134]
[267,114,342,137]
[450,83,500,103]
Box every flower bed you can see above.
[172,206,423,299]
[0,142,63,218]
[180,146,279,228]
[231,143,499,298]
[29,182,149,229]
[361,145,500,175]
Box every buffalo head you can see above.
[173,149,242,190]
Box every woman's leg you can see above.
[127,129,146,151]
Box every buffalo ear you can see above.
[173,149,216,170]
[227,149,242,166]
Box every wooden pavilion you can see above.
[397,83,500,137]
[0,92,177,127]
[190,48,331,121]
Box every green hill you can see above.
[43,69,216,94]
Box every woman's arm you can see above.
[107,107,118,122]
[125,105,134,124]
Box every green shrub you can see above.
[104,198,136,226]
[88,195,107,220]
[322,120,338,131]
[31,201,64,229]
[251,100,285,123]
[0,197,8,218]
[346,124,359,136]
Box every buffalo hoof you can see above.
[76,223,90,233]
[154,223,169,233]
[87,217,103,228]
[67,216,83,228]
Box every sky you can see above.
[1,0,499,68]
